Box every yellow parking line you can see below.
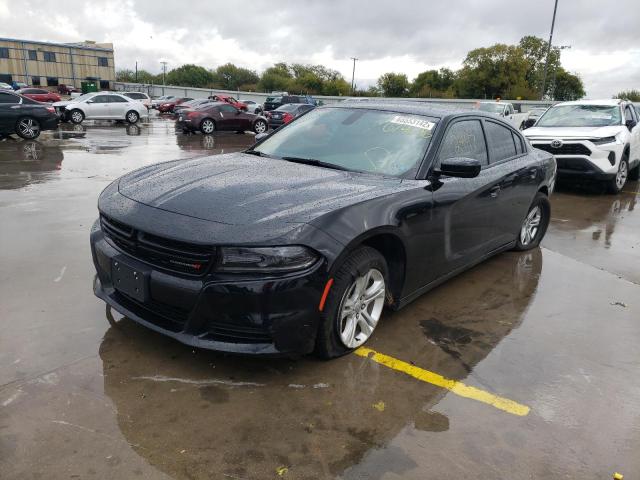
[621,190,640,196]
[354,347,530,417]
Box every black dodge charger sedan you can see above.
[91,103,555,358]
[0,90,59,140]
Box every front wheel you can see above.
[200,118,216,134]
[253,119,267,134]
[607,157,628,194]
[16,117,41,139]
[125,110,139,124]
[69,109,84,124]
[315,246,388,359]
[513,192,550,251]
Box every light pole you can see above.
[539,0,559,100]
[160,61,168,85]
[550,45,571,100]
[350,57,358,94]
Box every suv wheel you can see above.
[316,246,388,359]
[607,156,628,194]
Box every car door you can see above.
[217,104,240,130]
[624,104,640,166]
[0,91,21,131]
[108,95,129,119]
[483,119,538,245]
[85,94,111,119]
[429,118,510,277]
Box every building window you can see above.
[43,51,56,62]
[46,77,59,87]
[99,80,110,90]
[98,57,109,67]
[28,50,37,61]
[0,47,9,59]
[32,77,41,86]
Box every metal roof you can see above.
[0,37,113,52]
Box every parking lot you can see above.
[1,113,639,479]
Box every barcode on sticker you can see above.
[390,115,435,130]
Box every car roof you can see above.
[327,101,491,121]
[479,101,510,105]
[556,99,622,107]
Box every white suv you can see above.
[524,99,640,193]
[52,92,148,125]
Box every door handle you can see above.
[489,185,501,198]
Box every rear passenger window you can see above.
[485,121,517,162]
[513,132,524,154]
[0,93,20,104]
[438,120,488,166]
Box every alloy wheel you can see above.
[254,120,267,133]
[338,268,385,348]
[201,119,215,134]
[127,111,139,123]
[18,118,40,139]
[616,160,628,190]
[520,206,542,246]
[71,111,83,123]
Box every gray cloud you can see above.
[1,0,639,97]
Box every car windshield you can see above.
[74,93,97,102]
[536,105,622,127]
[267,96,282,103]
[275,104,299,112]
[253,108,437,177]
[478,103,505,114]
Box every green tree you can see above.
[258,63,293,92]
[552,68,585,101]
[377,73,409,97]
[518,35,560,96]
[165,64,213,88]
[116,69,135,82]
[410,68,455,97]
[211,63,259,90]
[614,89,640,102]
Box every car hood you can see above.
[524,125,625,139]
[116,153,405,227]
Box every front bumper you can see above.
[90,222,326,355]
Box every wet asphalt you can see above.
[1,114,639,479]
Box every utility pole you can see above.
[539,0,559,99]
[135,61,138,83]
[160,61,168,85]
[350,57,358,94]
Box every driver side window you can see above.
[438,120,488,167]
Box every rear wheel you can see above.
[607,156,628,194]
[316,246,388,359]
[253,119,267,134]
[513,192,550,251]
[16,117,41,139]
[125,110,139,124]
[200,118,215,134]
[69,109,84,124]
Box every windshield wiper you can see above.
[281,156,350,171]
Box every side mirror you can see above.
[436,157,481,178]
[626,119,637,130]
[86,99,93,103]
[523,118,536,129]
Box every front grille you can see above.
[114,291,187,332]
[101,214,214,276]
[534,143,591,156]
[204,323,273,344]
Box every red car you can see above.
[157,97,194,113]
[207,94,248,111]
[175,102,268,134]
[16,88,61,103]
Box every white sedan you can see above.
[52,92,148,124]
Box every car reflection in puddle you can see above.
[0,139,65,189]
[99,249,542,479]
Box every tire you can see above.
[69,109,84,124]
[606,155,629,194]
[200,118,216,134]
[315,246,389,359]
[16,117,41,139]
[253,119,267,134]
[513,192,550,251]
[628,161,639,181]
[125,110,139,124]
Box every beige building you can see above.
[0,37,115,89]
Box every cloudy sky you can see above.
[1,0,638,97]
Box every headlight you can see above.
[591,136,617,145]
[218,246,319,272]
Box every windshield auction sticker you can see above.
[389,115,435,130]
